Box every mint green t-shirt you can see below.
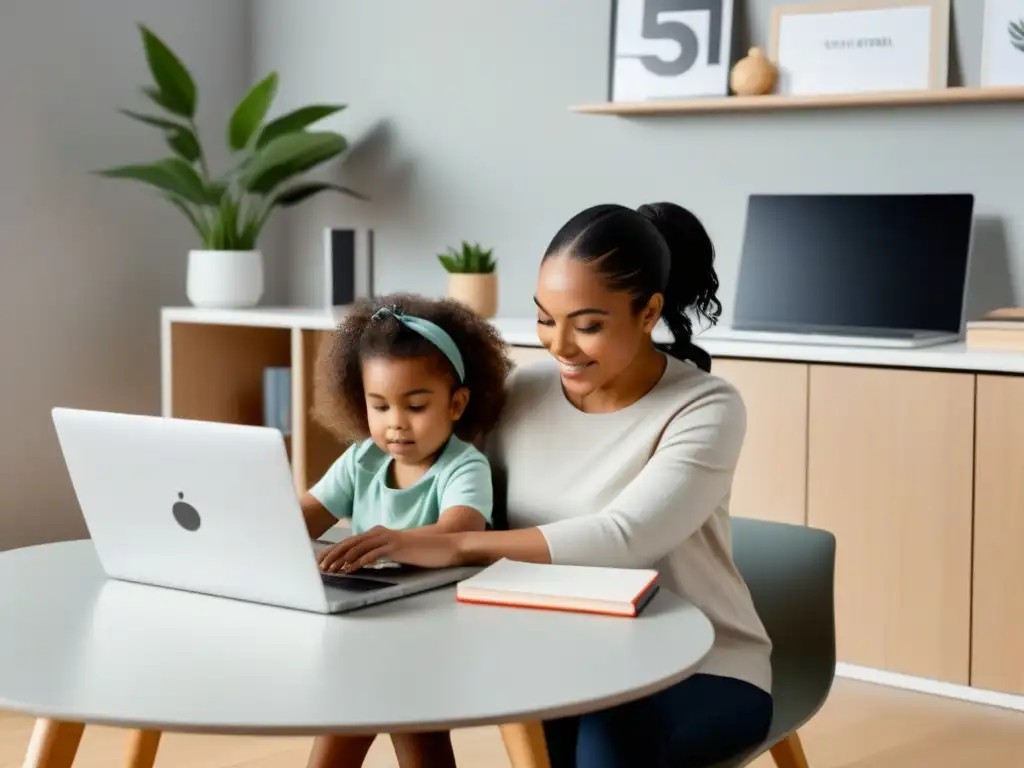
[308,435,493,534]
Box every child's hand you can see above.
[317,527,461,573]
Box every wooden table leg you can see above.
[770,732,810,768]
[22,718,85,768]
[124,730,162,768]
[500,722,551,768]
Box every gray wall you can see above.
[0,0,253,550]
[252,0,1023,321]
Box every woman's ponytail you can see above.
[637,202,722,372]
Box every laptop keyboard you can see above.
[320,572,396,592]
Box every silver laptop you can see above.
[715,193,976,349]
[51,407,477,614]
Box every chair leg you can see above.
[22,719,85,768]
[500,722,550,768]
[770,732,809,768]
[124,730,162,768]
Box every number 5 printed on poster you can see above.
[610,0,736,101]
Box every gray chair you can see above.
[709,517,837,768]
[500,517,836,768]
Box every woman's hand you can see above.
[317,527,462,573]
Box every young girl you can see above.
[301,293,511,571]
[298,294,510,768]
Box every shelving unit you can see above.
[570,85,1024,116]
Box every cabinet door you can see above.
[807,365,974,684]
[712,360,808,526]
[972,375,1024,694]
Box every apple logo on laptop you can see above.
[172,492,201,532]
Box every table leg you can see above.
[769,732,810,768]
[124,730,162,768]
[500,722,551,768]
[22,718,85,768]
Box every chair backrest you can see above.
[730,517,837,674]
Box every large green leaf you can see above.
[138,25,196,118]
[95,157,208,206]
[166,128,200,163]
[273,181,368,206]
[141,86,187,117]
[119,109,188,132]
[255,105,346,149]
[228,72,279,151]
[241,131,348,195]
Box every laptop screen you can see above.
[732,194,975,335]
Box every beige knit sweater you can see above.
[487,354,773,694]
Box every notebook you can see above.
[966,307,1024,352]
[455,558,660,618]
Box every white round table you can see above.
[1,541,714,767]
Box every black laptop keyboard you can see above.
[320,572,396,592]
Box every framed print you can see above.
[769,0,950,96]
[981,0,1024,86]
[609,0,736,101]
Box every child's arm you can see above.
[411,452,493,534]
[301,493,339,539]
[304,444,359,539]
[414,505,488,535]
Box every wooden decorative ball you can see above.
[730,47,777,96]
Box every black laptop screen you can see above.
[733,194,975,335]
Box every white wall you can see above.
[252,0,1023,322]
[0,0,252,549]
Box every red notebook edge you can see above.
[456,570,661,618]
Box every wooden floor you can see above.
[2,679,1023,767]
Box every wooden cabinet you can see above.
[807,365,975,683]
[971,375,1024,695]
[712,360,809,526]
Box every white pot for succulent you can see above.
[186,249,264,309]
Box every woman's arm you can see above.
[534,386,746,569]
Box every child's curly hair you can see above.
[313,292,513,444]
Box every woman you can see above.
[314,201,774,768]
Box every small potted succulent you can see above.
[96,25,365,308]
[437,241,498,318]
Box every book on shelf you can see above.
[262,367,292,436]
[966,308,1024,352]
[455,558,660,618]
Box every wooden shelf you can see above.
[570,85,1024,116]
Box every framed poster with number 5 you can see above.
[610,0,736,101]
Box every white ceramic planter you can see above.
[186,249,264,309]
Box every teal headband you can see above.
[371,307,466,383]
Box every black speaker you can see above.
[323,227,374,307]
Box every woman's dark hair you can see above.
[542,202,722,372]
[313,292,513,443]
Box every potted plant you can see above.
[96,25,366,308]
[438,241,498,318]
